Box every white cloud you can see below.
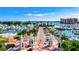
[44,12,55,15]
[25,12,55,17]
[35,14,44,16]
[61,13,79,18]
[25,13,44,16]
[27,13,32,16]
[72,13,79,16]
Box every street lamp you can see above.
[20,35,23,50]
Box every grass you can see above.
[0,38,8,42]
[0,43,6,51]
[0,38,9,51]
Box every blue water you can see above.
[49,21,79,40]
[0,21,79,40]
[57,29,79,40]
[2,30,18,34]
[32,21,79,25]
[62,30,76,39]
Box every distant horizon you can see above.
[0,20,60,22]
[0,7,79,21]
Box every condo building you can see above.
[60,18,78,23]
[60,18,79,29]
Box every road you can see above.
[36,27,46,45]
[34,27,59,51]
[22,27,59,51]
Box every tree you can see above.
[26,21,32,25]
[0,30,2,34]
[17,29,27,35]
[61,40,79,51]
[14,35,20,40]
[48,28,54,35]
[61,40,72,51]
[30,28,37,36]
[60,34,69,41]
[71,40,79,51]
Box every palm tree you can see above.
[61,41,72,51]
[48,28,54,35]
[60,34,69,41]
[61,40,79,51]
[59,34,69,50]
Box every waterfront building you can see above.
[60,18,78,24]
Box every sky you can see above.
[0,7,79,21]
